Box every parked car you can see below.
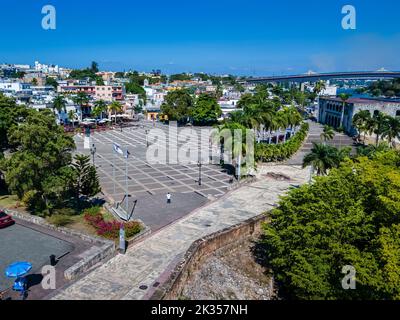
[0,210,15,228]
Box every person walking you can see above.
[166,192,171,204]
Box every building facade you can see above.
[319,97,400,136]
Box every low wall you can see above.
[148,213,268,300]
[3,208,116,280]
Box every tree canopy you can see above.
[262,149,400,300]
[0,95,101,215]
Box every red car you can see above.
[0,210,14,228]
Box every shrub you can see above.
[48,214,73,227]
[83,206,142,239]
[53,208,77,216]
[84,206,101,215]
[125,221,142,238]
[255,123,309,162]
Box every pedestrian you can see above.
[166,192,171,204]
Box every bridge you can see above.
[244,71,400,84]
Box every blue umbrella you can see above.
[5,262,32,278]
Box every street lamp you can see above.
[197,161,202,186]
[90,143,96,165]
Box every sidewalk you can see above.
[53,165,308,300]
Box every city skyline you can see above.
[1,0,399,75]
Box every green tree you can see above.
[320,125,335,144]
[68,110,76,127]
[45,77,59,89]
[352,110,372,144]
[108,101,123,125]
[72,154,101,202]
[92,100,108,119]
[160,89,194,124]
[381,115,400,148]
[91,61,99,73]
[191,94,222,125]
[262,151,400,299]
[52,95,67,120]
[303,143,349,175]
[313,80,326,96]
[73,92,90,121]
[338,93,351,128]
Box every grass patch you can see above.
[0,194,24,210]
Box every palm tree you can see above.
[52,95,67,121]
[285,106,302,137]
[68,110,76,128]
[314,80,326,96]
[352,110,372,144]
[73,92,90,122]
[320,125,335,144]
[303,143,347,176]
[372,111,387,146]
[381,115,400,148]
[338,93,351,129]
[108,101,123,125]
[92,100,108,120]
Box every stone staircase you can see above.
[285,121,356,165]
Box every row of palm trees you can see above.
[51,93,124,126]
[228,89,303,144]
[353,110,400,148]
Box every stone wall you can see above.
[148,213,268,300]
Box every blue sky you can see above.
[1,0,399,75]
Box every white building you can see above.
[0,81,31,94]
[34,61,59,74]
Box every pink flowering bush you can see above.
[83,207,142,240]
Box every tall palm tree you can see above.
[68,110,76,128]
[338,93,351,129]
[372,111,387,146]
[52,95,67,121]
[320,125,335,144]
[352,110,372,144]
[73,92,90,122]
[381,115,400,148]
[285,106,302,137]
[108,101,123,125]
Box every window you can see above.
[396,110,400,117]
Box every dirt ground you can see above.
[180,234,276,300]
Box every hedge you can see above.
[255,122,309,162]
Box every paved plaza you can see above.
[0,221,73,292]
[75,121,235,230]
[53,164,309,300]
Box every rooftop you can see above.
[321,96,400,104]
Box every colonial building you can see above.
[319,97,400,136]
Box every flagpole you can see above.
[113,145,116,199]
[125,146,129,217]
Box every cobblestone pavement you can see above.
[75,121,235,231]
[53,164,308,300]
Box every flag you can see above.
[113,143,124,155]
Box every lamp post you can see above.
[197,161,202,186]
[90,143,96,165]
